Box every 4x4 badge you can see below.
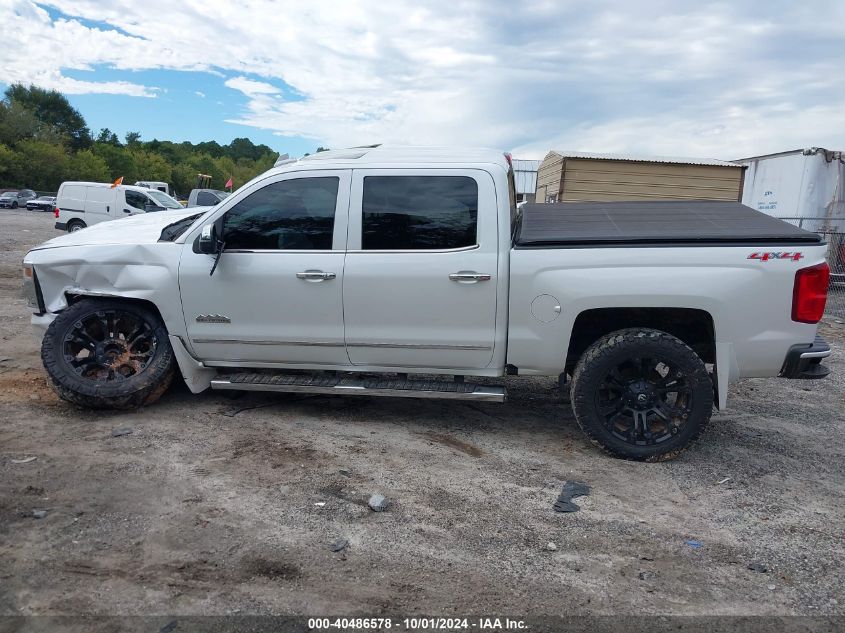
[748,252,803,261]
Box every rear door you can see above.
[84,186,116,223]
[342,169,499,370]
[58,184,87,215]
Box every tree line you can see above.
[0,83,313,197]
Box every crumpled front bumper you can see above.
[780,334,831,379]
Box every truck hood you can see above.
[34,208,212,250]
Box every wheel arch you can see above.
[565,307,716,370]
[564,307,723,407]
[65,292,166,326]
[40,294,176,409]
[62,292,214,394]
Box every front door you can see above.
[342,169,499,370]
[179,170,351,365]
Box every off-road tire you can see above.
[570,328,713,462]
[41,298,175,410]
[67,219,86,232]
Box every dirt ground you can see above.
[1,209,843,618]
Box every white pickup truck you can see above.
[21,146,832,461]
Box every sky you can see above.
[0,0,843,160]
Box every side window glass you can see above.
[361,176,478,250]
[197,192,217,205]
[223,177,339,250]
[126,191,148,210]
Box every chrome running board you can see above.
[210,372,506,403]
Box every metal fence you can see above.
[775,217,845,319]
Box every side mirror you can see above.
[198,224,218,254]
[144,203,165,213]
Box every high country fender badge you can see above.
[196,314,231,323]
[748,252,803,262]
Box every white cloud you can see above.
[194,90,205,98]
[1,0,844,157]
[224,77,280,97]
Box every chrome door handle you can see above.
[449,272,492,282]
[296,270,336,281]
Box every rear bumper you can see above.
[780,334,831,379]
[54,222,67,231]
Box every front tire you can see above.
[12,201,18,209]
[41,299,175,410]
[570,328,713,461]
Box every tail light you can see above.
[54,207,59,218]
[503,152,512,167]
[792,262,829,323]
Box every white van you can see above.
[54,182,183,232]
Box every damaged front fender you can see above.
[28,243,188,340]
[23,241,214,392]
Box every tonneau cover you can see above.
[514,200,823,247]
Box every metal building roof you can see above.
[547,150,740,168]
[512,159,540,195]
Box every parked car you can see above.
[22,146,832,461]
[187,188,230,207]
[0,189,37,208]
[26,196,57,212]
[135,181,171,196]
[54,181,185,232]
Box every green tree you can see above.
[5,84,91,150]
[92,143,137,180]
[228,137,265,161]
[96,128,121,146]
[0,143,21,185]
[14,139,69,190]
[170,163,196,198]
[67,149,110,182]
[130,149,171,182]
[0,84,281,192]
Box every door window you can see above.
[361,176,478,250]
[125,190,149,210]
[223,177,339,250]
[196,191,219,206]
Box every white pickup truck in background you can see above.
[22,146,832,461]
[186,188,230,207]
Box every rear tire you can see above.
[67,219,86,232]
[41,299,175,410]
[570,328,713,461]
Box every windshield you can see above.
[146,190,183,209]
[0,192,15,198]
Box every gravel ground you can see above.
[0,209,843,618]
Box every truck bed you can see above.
[514,200,823,247]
